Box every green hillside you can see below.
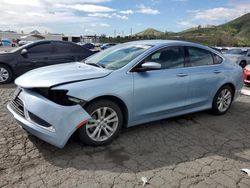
[135,28,165,37]
[134,13,250,46]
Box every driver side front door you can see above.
[132,46,190,124]
[16,42,52,75]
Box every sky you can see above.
[0,0,249,36]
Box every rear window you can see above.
[188,47,214,67]
[213,54,223,64]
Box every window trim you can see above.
[27,42,52,54]
[184,46,224,68]
[130,45,187,72]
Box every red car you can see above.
[243,65,250,85]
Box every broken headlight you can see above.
[32,88,86,106]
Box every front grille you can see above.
[247,75,250,81]
[10,96,25,117]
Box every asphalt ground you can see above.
[0,84,250,187]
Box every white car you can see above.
[224,48,250,68]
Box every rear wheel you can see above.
[78,99,123,146]
[212,85,233,115]
[239,61,247,68]
[0,64,12,84]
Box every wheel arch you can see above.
[218,82,236,99]
[84,95,129,128]
[0,62,13,71]
[0,62,14,81]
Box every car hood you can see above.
[15,62,113,88]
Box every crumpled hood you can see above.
[15,62,112,88]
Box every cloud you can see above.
[192,4,250,21]
[88,13,112,18]
[57,4,115,12]
[88,12,128,20]
[171,0,187,2]
[137,5,160,15]
[2,0,41,6]
[52,0,111,3]
[177,2,250,30]
[0,1,105,34]
[177,21,196,28]
[120,10,133,14]
[112,13,128,20]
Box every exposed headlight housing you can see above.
[32,88,86,106]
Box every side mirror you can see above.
[20,49,28,55]
[135,62,161,72]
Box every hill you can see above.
[134,13,250,46]
[135,28,164,37]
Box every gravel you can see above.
[1,84,250,188]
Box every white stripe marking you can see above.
[241,89,250,96]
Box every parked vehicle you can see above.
[0,40,94,84]
[1,39,12,47]
[82,43,95,50]
[100,43,117,50]
[210,47,222,53]
[7,40,243,148]
[224,48,250,68]
[243,64,250,85]
[18,40,31,46]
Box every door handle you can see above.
[176,73,188,77]
[213,70,221,74]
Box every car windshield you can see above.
[84,44,152,70]
[226,49,247,55]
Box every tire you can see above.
[0,64,13,84]
[239,61,247,68]
[78,99,123,146]
[212,85,233,115]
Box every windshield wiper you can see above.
[85,62,105,68]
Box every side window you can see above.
[144,46,185,69]
[55,43,72,53]
[28,43,52,54]
[213,54,223,64]
[188,47,213,67]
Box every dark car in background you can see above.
[0,40,94,84]
[100,43,117,50]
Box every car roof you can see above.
[125,40,205,47]
[122,40,221,55]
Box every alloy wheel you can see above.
[86,107,119,142]
[0,67,9,83]
[217,88,232,112]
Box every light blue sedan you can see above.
[7,40,243,148]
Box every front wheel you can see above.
[212,85,233,115]
[78,99,123,146]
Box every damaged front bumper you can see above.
[7,88,91,148]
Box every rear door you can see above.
[17,42,52,75]
[49,42,76,64]
[185,46,224,109]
